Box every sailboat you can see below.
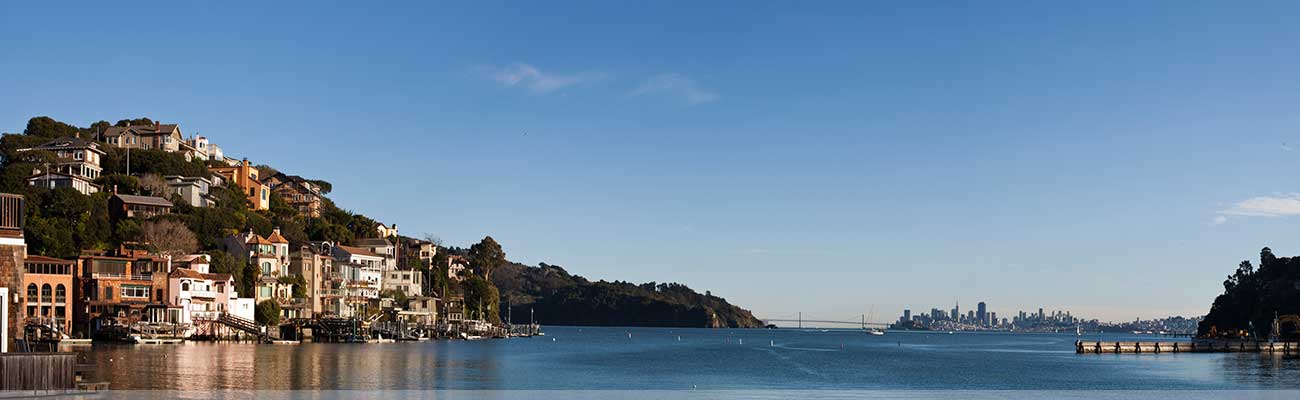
[862,306,886,336]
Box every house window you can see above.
[55,284,66,303]
[182,281,190,291]
[216,282,224,293]
[259,286,272,298]
[41,284,52,303]
[121,285,150,298]
[26,284,36,301]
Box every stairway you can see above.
[217,313,266,340]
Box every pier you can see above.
[1076,340,1300,354]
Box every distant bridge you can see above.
[758,312,891,328]
[760,318,890,328]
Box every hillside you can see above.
[491,261,764,328]
[1199,247,1300,338]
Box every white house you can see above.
[164,175,218,207]
[167,259,254,325]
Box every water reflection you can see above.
[73,328,1300,390]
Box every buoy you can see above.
[739,338,743,345]
[677,336,681,341]
[552,338,556,342]
[770,340,774,347]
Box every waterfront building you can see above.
[18,137,104,195]
[0,193,25,351]
[223,229,295,309]
[290,245,343,317]
[73,253,169,335]
[167,263,254,325]
[406,296,439,325]
[210,159,270,211]
[23,255,73,335]
[164,175,219,207]
[339,262,381,317]
[384,269,423,297]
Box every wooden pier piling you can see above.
[1076,340,1300,354]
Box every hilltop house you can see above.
[23,255,74,335]
[164,175,219,208]
[447,255,469,281]
[178,135,215,162]
[375,223,398,239]
[265,173,324,217]
[18,137,105,195]
[210,159,270,211]
[108,194,172,221]
[101,122,184,152]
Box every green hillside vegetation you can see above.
[1199,247,1300,338]
[3,115,762,328]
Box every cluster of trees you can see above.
[491,260,763,328]
[1199,247,1300,338]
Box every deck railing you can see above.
[0,193,23,233]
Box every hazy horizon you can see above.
[6,1,1300,323]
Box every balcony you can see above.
[0,193,22,235]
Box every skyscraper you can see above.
[977,302,987,326]
[952,302,959,324]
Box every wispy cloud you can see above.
[630,74,719,105]
[1220,194,1300,218]
[1283,142,1293,152]
[486,62,604,94]
[1211,215,1228,225]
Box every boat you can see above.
[864,328,885,336]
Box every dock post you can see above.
[1134,342,1141,354]
[1113,342,1120,354]
[1154,342,1160,353]
[1173,342,1179,353]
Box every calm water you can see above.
[79,327,1300,390]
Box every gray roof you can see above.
[113,194,173,207]
[23,137,104,153]
[355,238,393,247]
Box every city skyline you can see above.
[7,1,1300,321]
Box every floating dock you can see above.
[1077,340,1300,354]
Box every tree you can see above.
[469,236,505,281]
[138,174,168,197]
[140,219,199,257]
[114,117,154,127]
[23,116,81,138]
[462,275,501,324]
[255,300,281,326]
[97,174,141,195]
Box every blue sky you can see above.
[4,1,1300,323]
